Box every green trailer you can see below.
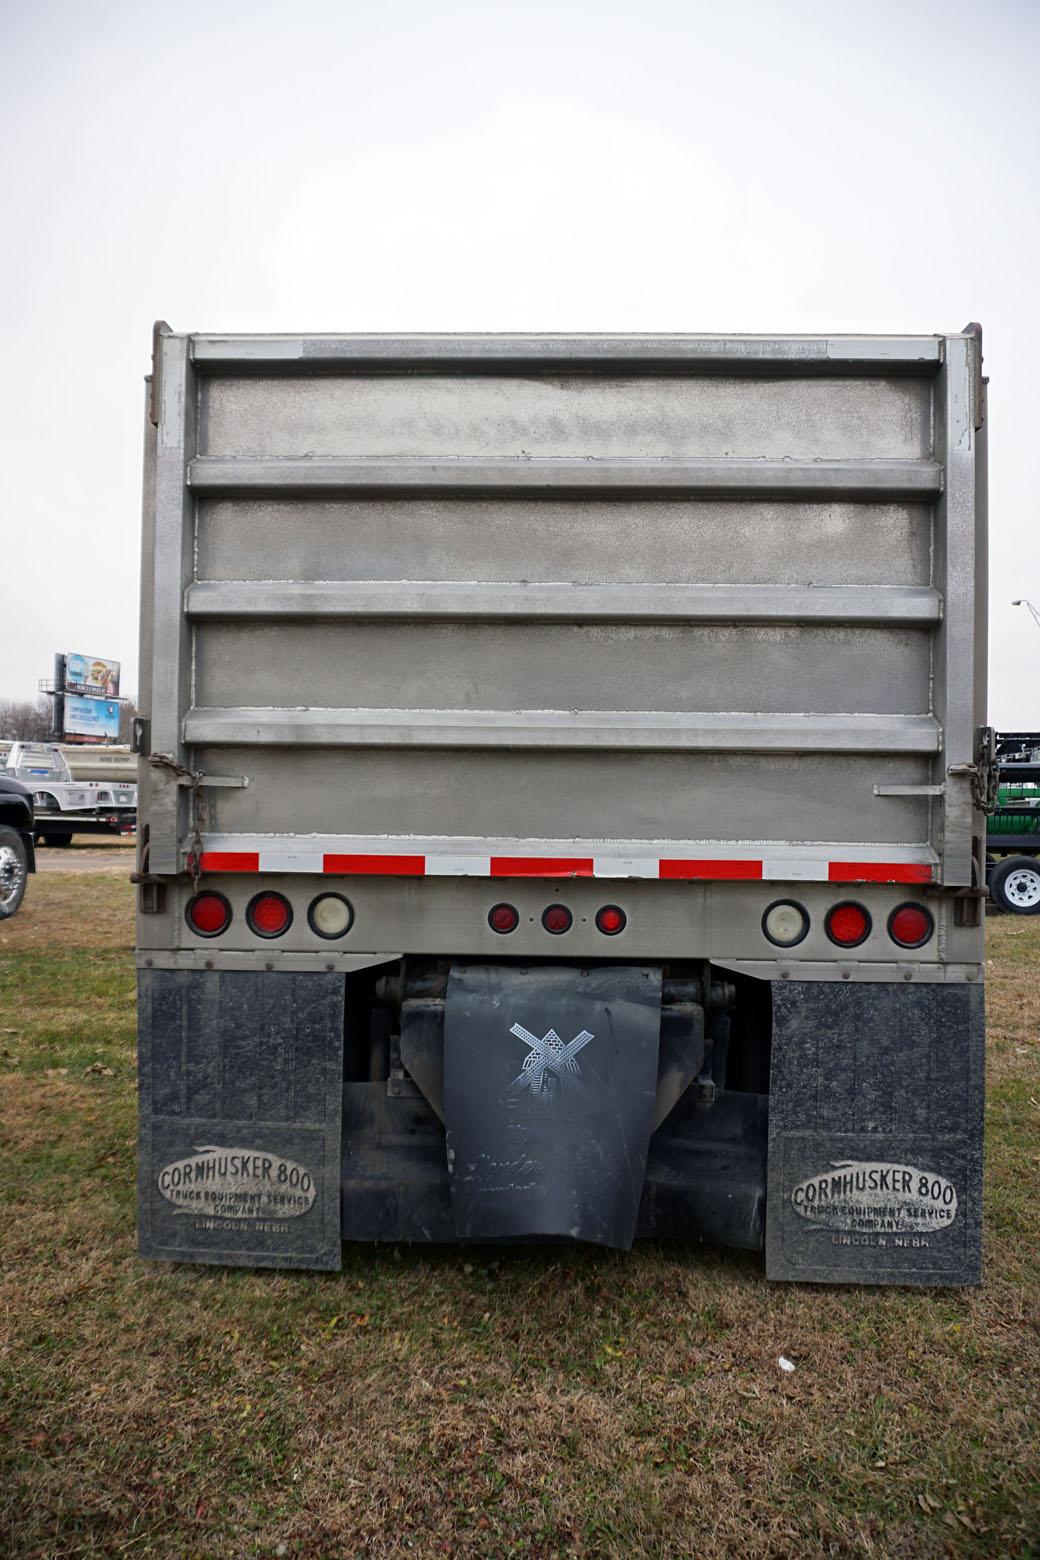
[987,732,1040,912]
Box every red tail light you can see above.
[542,904,572,935]
[186,891,231,938]
[595,905,626,935]
[888,903,934,948]
[246,891,293,939]
[825,902,871,948]
[488,902,519,934]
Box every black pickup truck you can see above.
[0,773,35,919]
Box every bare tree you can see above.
[118,696,138,745]
[0,697,54,742]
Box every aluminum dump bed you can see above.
[141,330,985,910]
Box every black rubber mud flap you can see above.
[766,982,984,1287]
[138,970,344,1270]
[443,963,662,1248]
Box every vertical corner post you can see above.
[147,330,196,874]
[932,333,985,886]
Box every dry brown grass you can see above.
[0,878,1037,1558]
[0,868,133,951]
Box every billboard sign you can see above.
[64,653,120,699]
[64,695,121,741]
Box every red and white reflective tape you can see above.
[195,838,935,886]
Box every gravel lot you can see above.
[33,839,135,874]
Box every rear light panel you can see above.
[183,880,937,958]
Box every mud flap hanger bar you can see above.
[173,774,249,789]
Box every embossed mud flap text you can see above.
[443,963,662,1249]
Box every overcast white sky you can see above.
[1,0,1037,723]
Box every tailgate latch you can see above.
[948,727,997,815]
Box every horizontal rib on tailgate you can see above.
[184,708,941,752]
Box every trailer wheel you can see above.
[0,827,28,919]
[990,856,1040,915]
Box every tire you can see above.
[0,827,28,920]
[50,833,74,847]
[990,855,1040,915]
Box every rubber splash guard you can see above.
[443,963,662,1248]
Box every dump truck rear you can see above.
[135,328,989,1285]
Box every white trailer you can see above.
[5,743,136,842]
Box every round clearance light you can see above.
[542,904,573,935]
[762,899,809,948]
[888,902,934,949]
[308,892,353,940]
[595,905,627,936]
[488,902,519,934]
[825,901,871,948]
[246,891,293,939]
[185,891,231,938]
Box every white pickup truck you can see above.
[5,743,136,844]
